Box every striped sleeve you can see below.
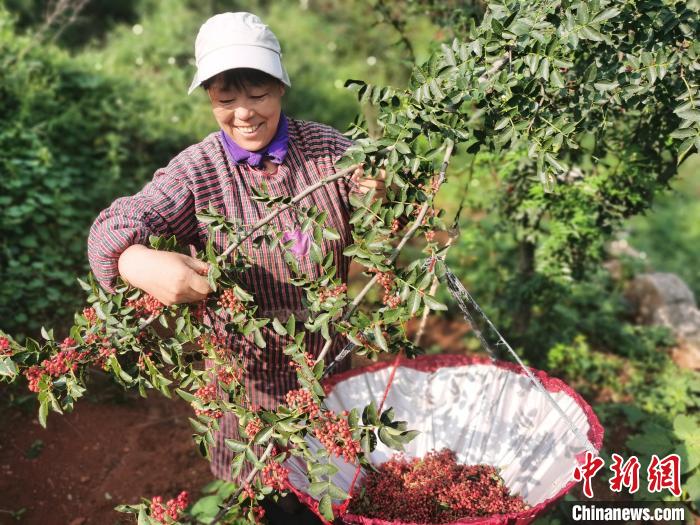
[87,168,198,291]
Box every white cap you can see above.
[188,12,291,95]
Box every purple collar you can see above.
[220,114,289,168]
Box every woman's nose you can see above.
[234,105,255,121]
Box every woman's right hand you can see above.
[117,244,212,306]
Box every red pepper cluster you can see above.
[289,351,315,373]
[127,294,163,318]
[261,461,289,491]
[286,389,361,463]
[150,491,188,523]
[371,269,401,308]
[136,350,154,371]
[349,449,528,523]
[313,410,361,463]
[285,388,320,418]
[242,502,266,524]
[193,383,223,419]
[216,365,243,386]
[192,300,207,322]
[217,288,246,314]
[84,334,116,370]
[24,338,91,392]
[245,416,263,438]
[197,333,228,358]
[0,336,11,357]
[82,307,98,325]
[317,283,347,303]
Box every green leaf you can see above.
[669,128,697,139]
[286,315,296,338]
[423,295,447,311]
[408,290,421,315]
[673,414,699,441]
[593,81,619,92]
[677,110,700,123]
[307,482,326,498]
[684,471,700,510]
[318,494,333,521]
[591,8,620,23]
[0,357,18,378]
[626,429,674,455]
[189,417,209,434]
[175,388,196,403]
[272,318,287,336]
[38,400,48,428]
[394,141,411,155]
[323,228,340,241]
[224,439,248,453]
[328,483,349,500]
[253,329,266,349]
[550,68,565,89]
[373,324,388,352]
[253,426,274,445]
[674,443,700,474]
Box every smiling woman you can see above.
[86,11,376,525]
[204,69,286,155]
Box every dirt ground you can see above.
[0,378,214,525]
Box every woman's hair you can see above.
[201,68,283,91]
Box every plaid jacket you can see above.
[88,119,353,481]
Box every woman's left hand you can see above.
[350,165,387,203]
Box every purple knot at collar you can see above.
[220,114,289,168]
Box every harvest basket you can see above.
[283,354,603,525]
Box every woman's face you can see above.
[207,77,285,151]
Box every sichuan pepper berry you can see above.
[370,269,401,308]
[127,294,163,318]
[261,461,289,491]
[150,491,188,523]
[0,336,11,357]
[318,283,347,303]
[285,388,320,418]
[244,417,263,438]
[193,384,223,419]
[24,366,46,393]
[313,411,361,463]
[83,307,98,325]
[289,351,315,373]
[349,449,527,523]
[218,288,245,314]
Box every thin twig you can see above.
[413,229,458,346]
[218,164,359,262]
[210,443,275,525]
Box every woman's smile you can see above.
[207,78,285,151]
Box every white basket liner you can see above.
[284,362,592,506]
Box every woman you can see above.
[88,11,382,523]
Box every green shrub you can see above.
[0,9,186,339]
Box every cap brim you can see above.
[187,45,291,95]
